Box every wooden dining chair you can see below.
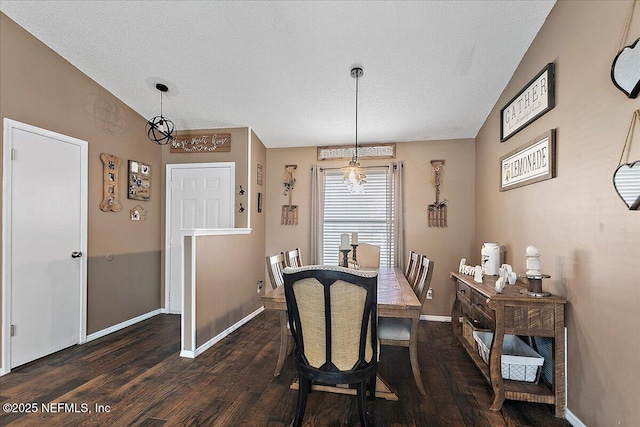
[283,265,378,427]
[283,247,303,268]
[377,256,434,396]
[405,251,421,290]
[265,253,293,376]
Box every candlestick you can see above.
[340,249,351,267]
[351,244,359,263]
[340,233,350,250]
[351,232,358,245]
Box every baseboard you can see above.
[190,306,265,358]
[420,314,451,322]
[86,309,162,342]
[565,409,586,427]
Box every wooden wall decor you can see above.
[99,153,122,212]
[281,165,298,225]
[428,160,447,227]
[128,160,151,201]
[130,205,147,221]
[170,133,231,153]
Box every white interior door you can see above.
[166,163,234,313]
[2,119,87,371]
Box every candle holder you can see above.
[520,273,551,297]
[340,249,351,268]
[350,244,359,263]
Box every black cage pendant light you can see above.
[146,83,175,145]
[341,67,366,193]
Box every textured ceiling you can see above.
[0,1,555,148]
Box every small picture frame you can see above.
[257,164,263,186]
[257,192,263,213]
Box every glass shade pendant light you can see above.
[341,67,366,193]
[146,83,175,145]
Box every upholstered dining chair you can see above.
[265,253,293,376]
[338,243,381,269]
[283,265,378,427]
[377,256,434,396]
[283,247,303,268]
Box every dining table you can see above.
[261,266,421,401]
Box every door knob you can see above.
[71,251,83,258]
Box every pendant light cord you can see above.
[355,72,359,162]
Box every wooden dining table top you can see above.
[261,266,421,319]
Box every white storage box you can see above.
[473,330,544,383]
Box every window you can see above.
[322,167,394,266]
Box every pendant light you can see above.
[146,83,175,145]
[342,67,366,193]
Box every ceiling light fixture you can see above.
[342,67,366,193]
[146,83,175,145]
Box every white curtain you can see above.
[390,161,404,269]
[310,166,325,264]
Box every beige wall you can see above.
[193,130,267,346]
[265,139,475,317]
[0,12,163,349]
[475,1,640,425]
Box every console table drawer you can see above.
[456,280,471,304]
[472,289,493,322]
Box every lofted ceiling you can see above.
[0,1,555,148]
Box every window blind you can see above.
[322,168,394,267]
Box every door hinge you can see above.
[10,325,15,336]
[11,148,16,160]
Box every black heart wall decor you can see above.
[613,161,640,210]
[611,38,640,99]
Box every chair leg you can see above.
[274,312,289,376]
[356,381,369,427]
[409,319,427,396]
[368,373,377,400]
[293,376,310,427]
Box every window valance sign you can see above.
[500,63,555,142]
[170,133,231,153]
[317,143,395,161]
[500,130,556,191]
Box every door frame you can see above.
[164,162,235,313]
[2,118,88,375]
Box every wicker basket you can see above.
[473,331,544,383]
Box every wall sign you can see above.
[501,63,555,142]
[500,129,556,191]
[128,160,150,201]
[317,143,395,161]
[170,133,231,153]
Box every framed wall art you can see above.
[99,153,122,212]
[501,63,555,142]
[500,129,556,191]
[317,142,395,161]
[128,160,150,201]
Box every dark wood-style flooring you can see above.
[0,311,570,426]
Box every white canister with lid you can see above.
[481,242,500,276]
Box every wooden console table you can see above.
[449,272,566,418]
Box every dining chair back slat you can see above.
[266,253,287,290]
[283,248,303,268]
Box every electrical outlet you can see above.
[257,280,263,294]
[426,288,434,300]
